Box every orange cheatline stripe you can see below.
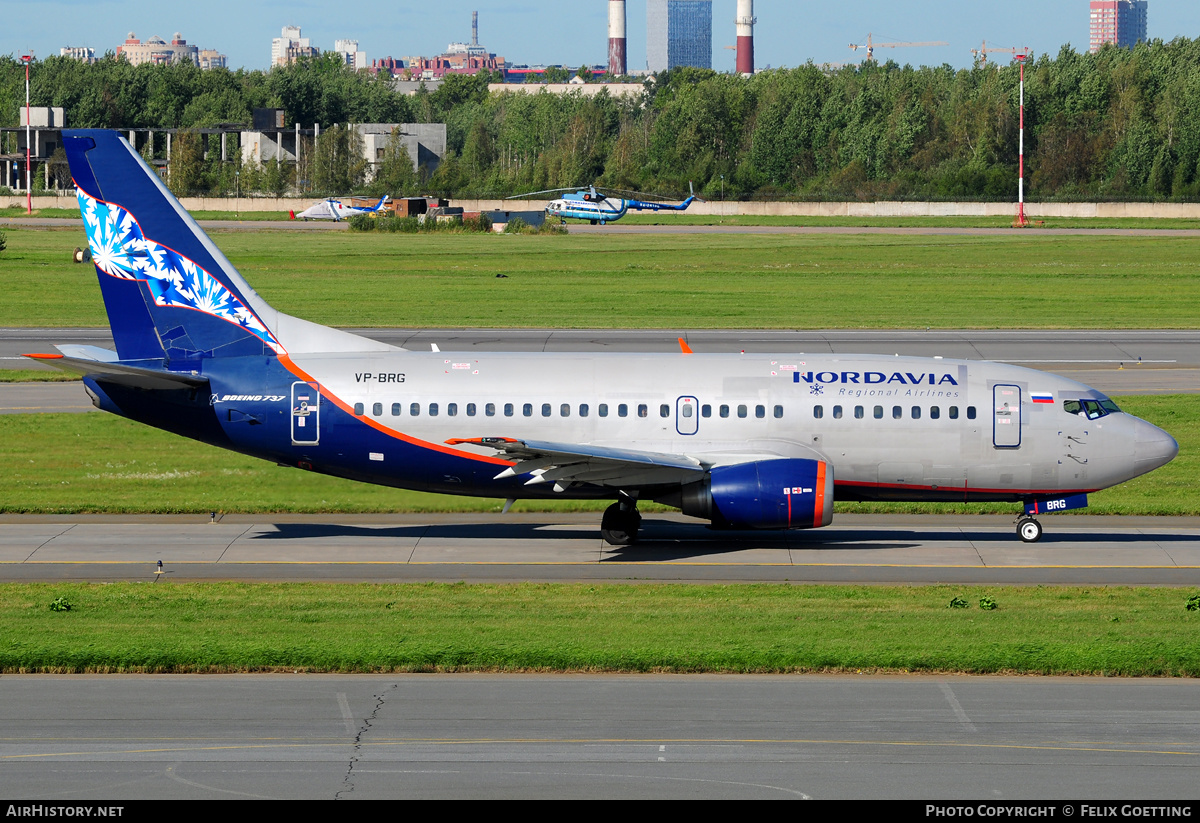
[22,353,63,359]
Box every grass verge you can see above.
[3,582,1198,675]
[0,369,80,382]
[2,226,1199,328]
[0,395,1193,515]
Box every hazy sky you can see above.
[4,1,1198,73]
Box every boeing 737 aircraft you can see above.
[30,131,1179,546]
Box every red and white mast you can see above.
[1016,50,1028,227]
[736,0,755,76]
[608,0,627,76]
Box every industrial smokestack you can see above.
[736,0,755,76]
[472,11,479,47]
[608,0,627,76]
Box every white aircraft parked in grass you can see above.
[295,194,389,221]
[31,130,1180,546]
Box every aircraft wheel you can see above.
[1018,518,1043,543]
[601,501,641,546]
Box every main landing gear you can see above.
[1017,515,1043,543]
[601,499,641,546]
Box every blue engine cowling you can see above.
[675,458,835,530]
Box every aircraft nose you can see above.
[1134,420,1179,472]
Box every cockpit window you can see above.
[1065,398,1119,420]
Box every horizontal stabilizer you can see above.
[23,353,209,391]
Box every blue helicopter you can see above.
[510,183,697,225]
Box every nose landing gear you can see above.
[1017,516,1043,543]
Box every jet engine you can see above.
[668,458,834,530]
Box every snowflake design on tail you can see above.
[77,188,284,354]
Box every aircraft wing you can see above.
[445,437,708,492]
[23,352,210,391]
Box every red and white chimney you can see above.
[736,0,755,76]
[608,0,627,76]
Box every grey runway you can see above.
[3,513,1200,585]
[1,674,1198,799]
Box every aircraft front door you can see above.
[676,396,699,435]
[291,381,320,445]
[993,384,1021,448]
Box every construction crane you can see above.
[971,41,1028,65]
[849,32,948,63]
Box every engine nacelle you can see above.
[675,458,834,530]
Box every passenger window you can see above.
[372,403,383,417]
[774,405,783,419]
[911,406,921,420]
[354,402,364,416]
[391,403,401,417]
[447,403,457,417]
[486,403,496,417]
[638,404,648,418]
[755,405,765,419]
[855,405,864,419]
[832,405,842,419]
[737,405,748,418]
[599,404,608,417]
[892,406,902,419]
[967,406,977,420]
[813,405,823,419]
[874,405,883,419]
[410,403,420,416]
[720,405,730,418]
[560,403,570,417]
[542,403,551,417]
[467,403,476,417]
[523,403,533,417]
[429,403,439,417]
[949,406,959,419]
[702,404,711,418]
[618,404,628,418]
[580,404,589,417]
[660,404,670,418]
[504,403,513,417]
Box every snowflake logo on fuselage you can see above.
[809,384,824,396]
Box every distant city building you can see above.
[405,11,506,80]
[334,39,367,71]
[370,57,407,78]
[647,0,712,72]
[117,32,202,67]
[198,49,227,70]
[1090,0,1148,53]
[272,25,319,67]
[59,47,96,63]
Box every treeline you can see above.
[6,38,1200,200]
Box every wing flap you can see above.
[447,437,707,491]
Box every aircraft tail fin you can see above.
[63,130,395,363]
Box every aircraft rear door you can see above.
[993,384,1021,448]
[291,381,320,445]
[676,396,699,435]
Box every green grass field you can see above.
[0,395,1192,515]
[2,226,1199,328]
[2,582,1197,675]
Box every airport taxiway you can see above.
[3,513,1200,585]
[2,674,1198,799]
